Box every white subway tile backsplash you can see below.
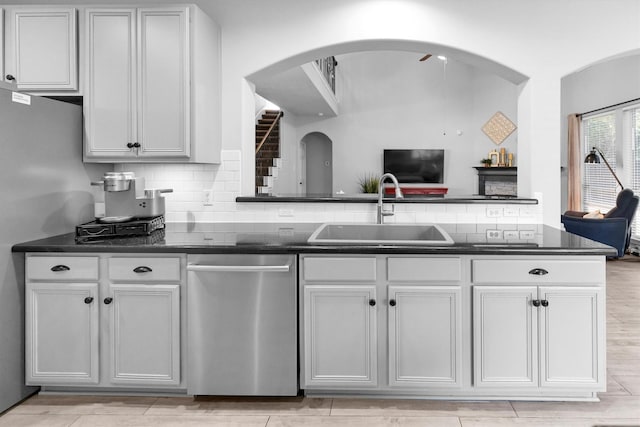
[456,223,477,233]
[434,213,458,223]
[221,150,241,161]
[393,211,416,223]
[225,181,241,192]
[445,204,468,213]
[223,160,241,171]
[114,150,543,224]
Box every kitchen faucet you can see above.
[377,173,404,224]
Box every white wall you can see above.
[560,53,640,210]
[90,0,640,225]
[271,108,299,195]
[472,71,519,167]
[286,51,517,195]
[213,0,640,226]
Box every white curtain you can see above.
[567,114,582,211]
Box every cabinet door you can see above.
[303,285,377,387]
[388,286,462,387]
[84,8,137,159]
[473,286,538,388]
[137,7,189,157]
[107,283,180,386]
[25,282,99,384]
[5,8,77,90]
[539,286,605,390]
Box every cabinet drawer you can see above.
[472,259,604,284]
[108,257,181,281]
[303,257,377,282]
[387,257,462,282]
[27,256,98,281]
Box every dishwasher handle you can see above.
[187,264,291,273]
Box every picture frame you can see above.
[488,150,499,167]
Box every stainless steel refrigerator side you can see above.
[0,84,111,413]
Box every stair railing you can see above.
[315,56,337,93]
[255,110,284,155]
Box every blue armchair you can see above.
[561,189,639,257]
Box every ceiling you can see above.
[250,63,339,117]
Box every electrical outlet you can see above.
[486,208,503,218]
[504,230,519,239]
[519,230,535,239]
[278,208,294,217]
[504,208,519,217]
[278,228,295,237]
[486,230,502,239]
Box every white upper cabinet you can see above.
[84,5,221,163]
[4,7,78,90]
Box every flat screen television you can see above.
[383,149,445,184]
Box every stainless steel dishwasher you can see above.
[186,254,298,396]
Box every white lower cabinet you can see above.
[303,285,377,387]
[300,255,463,392]
[540,286,605,388]
[25,253,184,389]
[301,254,606,399]
[472,257,606,393]
[26,282,99,384]
[388,286,462,387]
[472,285,539,387]
[108,283,180,385]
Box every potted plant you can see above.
[480,158,493,167]
[358,173,379,193]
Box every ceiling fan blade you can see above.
[419,54,432,62]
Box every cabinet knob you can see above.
[369,299,376,307]
[133,266,152,273]
[104,297,113,305]
[127,142,134,149]
[51,264,70,272]
[5,74,15,81]
[84,297,94,304]
[389,299,396,307]
[532,299,541,307]
[528,268,549,276]
[133,142,141,148]
[541,299,549,307]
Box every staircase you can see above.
[255,109,283,195]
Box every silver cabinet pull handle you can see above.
[528,268,549,276]
[187,264,290,273]
[51,265,70,272]
[133,266,152,273]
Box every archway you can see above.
[301,132,333,195]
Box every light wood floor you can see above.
[2,256,639,427]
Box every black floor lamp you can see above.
[584,146,624,189]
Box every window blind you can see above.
[581,104,640,242]
[632,107,640,240]
[582,112,617,213]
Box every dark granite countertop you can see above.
[236,195,538,204]
[12,222,616,256]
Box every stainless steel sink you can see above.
[307,223,454,246]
